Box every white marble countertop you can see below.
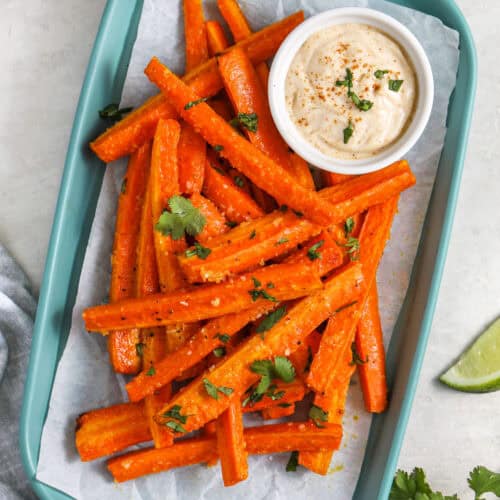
[1,0,498,498]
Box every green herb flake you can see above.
[225,220,237,228]
[249,229,257,240]
[213,144,224,152]
[184,97,208,110]
[266,282,274,289]
[307,240,325,261]
[135,342,145,357]
[275,237,289,246]
[214,333,231,344]
[286,451,299,472]
[99,103,133,122]
[374,69,389,79]
[212,164,226,176]
[249,289,277,302]
[256,306,287,336]
[344,217,355,236]
[273,356,295,383]
[165,421,187,434]
[213,347,226,358]
[309,405,328,428]
[155,195,206,240]
[342,236,360,261]
[388,79,404,92]
[343,121,354,144]
[233,175,245,188]
[350,342,368,366]
[236,112,258,132]
[203,378,234,400]
[349,91,373,111]
[121,178,127,194]
[185,241,211,259]
[146,366,156,376]
[162,405,188,424]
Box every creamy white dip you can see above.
[285,23,417,160]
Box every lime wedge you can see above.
[440,318,500,392]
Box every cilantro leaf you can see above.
[273,356,295,383]
[146,366,156,376]
[184,97,208,110]
[350,342,368,366]
[343,121,354,144]
[307,240,324,261]
[249,288,277,302]
[214,333,230,344]
[256,306,287,336]
[344,217,355,236]
[250,359,274,377]
[234,175,245,188]
[286,451,299,472]
[249,229,257,239]
[468,466,500,499]
[99,103,133,122]
[162,405,188,424]
[213,347,226,357]
[275,237,289,245]
[135,342,145,357]
[203,378,234,400]
[340,236,360,261]
[389,79,404,92]
[374,69,389,79]
[213,144,224,152]
[349,91,373,111]
[155,195,206,240]
[235,112,258,132]
[309,405,328,428]
[165,421,187,433]
[185,242,211,259]
[252,276,262,288]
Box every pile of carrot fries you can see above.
[77,0,416,486]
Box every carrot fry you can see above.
[183,0,209,72]
[84,261,323,333]
[321,171,353,187]
[299,343,354,474]
[178,210,320,283]
[189,192,229,242]
[255,62,269,89]
[203,158,264,223]
[217,0,251,41]
[261,403,296,420]
[308,197,399,395]
[218,49,292,171]
[250,183,276,213]
[108,142,151,374]
[150,119,187,294]
[178,122,206,194]
[216,404,248,486]
[209,96,234,121]
[155,264,363,434]
[289,153,315,190]
[356,283,388,413]
[206,20,230,56]
[127,303,275,402]
[90,12,304,163]
[76,402,151,462]
[107,422,342,482]
[288,330,322,381]
[145,57,340,226]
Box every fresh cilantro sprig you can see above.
[155,195,206,240]
[339,236,360,261]
[99,103,133,122]
[230,112,259,132]
[336,68,374,111]
[307,240,324,261]
[390,466,500,500]
[344,217,355,236]
[309,405,328,428]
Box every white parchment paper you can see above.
[36,1,459,498]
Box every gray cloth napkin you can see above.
[0,244,37,499]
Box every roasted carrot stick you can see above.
[76,402,151,462]
[108,142,151,374]
[289,153,315,190]
[178,210,320,283]
[206,20,230,56]
[216,0,270,89]
[307,197,399,395]
[135,171,173,448]
[299,343,354,474]
[189,192,229,242]
[209,96,234,121]
[216,403,248,486]
[154,264,363,434]
[178,122,206,194]
[107,422,342,482]
[144,57,340,227]
[183,0,209,72]
[90,12,304,163]
[321,171,353,187]
[203,158,264,223]
[150,119,187,294]
[356,283,388,413]
[84,261,323,333]
[242,379,306,413]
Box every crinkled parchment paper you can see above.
[36,1,459,498]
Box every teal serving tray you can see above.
[19,0,477,498]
